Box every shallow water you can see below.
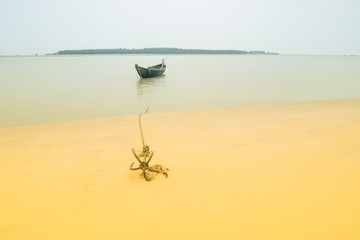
[1,54,359,127]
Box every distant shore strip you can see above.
[53,48,279,55]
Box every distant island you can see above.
[53,48,279,55]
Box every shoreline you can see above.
[1,97,359,129]
[1,97,360,239]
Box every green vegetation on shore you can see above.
[54,48,279,55]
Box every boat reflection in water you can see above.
[136,74,166,101]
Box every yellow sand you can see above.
[1,98,360,239]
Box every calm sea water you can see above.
[1,55,359,127]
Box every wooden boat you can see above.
[135,59,166,78]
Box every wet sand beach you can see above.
[1,98,360,239]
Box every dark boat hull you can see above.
[135,63,166,78]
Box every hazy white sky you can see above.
[1,0,359,55]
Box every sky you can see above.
[1,0,359,55]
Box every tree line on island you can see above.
[53,48,278,55]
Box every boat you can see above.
[135,59,166,78]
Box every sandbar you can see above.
[1,98,359,239]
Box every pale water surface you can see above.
[1,55,359,127]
